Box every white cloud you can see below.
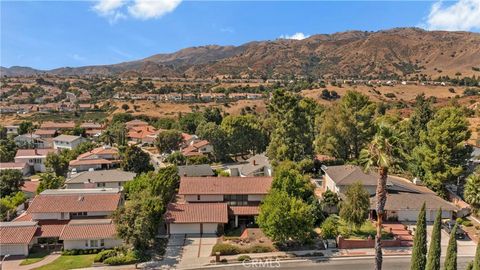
[92,0,182,22]
[423,0,480,31]
[279,32,310,40]
[129,0,182,20]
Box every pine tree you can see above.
[444,223,458,270]
[426,208,442,270]
[474,241,480,270]
[411,203,427,270]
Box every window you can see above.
[100,239,105,247]
[85,240,89,247]
[97,183,106,188]
[224,195,248,206]
[197,195,201,201]
[71,212,88,217]
[90,240,99,247]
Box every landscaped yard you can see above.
[33,254,95,270]
[338,220,393,240]
[20,249,50,265]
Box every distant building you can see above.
[15,148,57,173]
[177,164,215,177]
[53,135,84,150]
[69,146,121,172]
[0,162,29,176]
[66,170,136,189]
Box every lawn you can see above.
[338,220,393,240]
[20,249,50,265]
[33,254,95,270]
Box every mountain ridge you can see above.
[2,28,480,78]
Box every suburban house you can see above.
[39,121,76,131]
[0,162,29,176]
[65,170,136,189]
[321,165,458,222]
[69,146,121,172]
[181,133,198,146]
[53,134,85,150]
[228,154,273,177]
[0,221,38,256]
[5,125,19,135]
[177,164,215,177]
[10,188,123,254]
[34,129,57,138]
[80,122,104,138]
[15,148,58,173]
[125,119,149,129]
[127,125,157,144]
[164,176,272,234]
[181,140,213,157]
[21,181,40,198]
[14,134,52,149]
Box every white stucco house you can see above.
[14,148,58,173]
[53,135,85,150]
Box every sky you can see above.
[1,0,480,70]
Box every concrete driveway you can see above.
[426,225,477,256]
[159,234,218,269]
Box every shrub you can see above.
[103,252,138,266]
[384,93,396,98]
[62,249,103,255]
[211,243,241,255]
[320,215,340,239]
[237,255,251,262]
[247,244,274,253]
[94,249,117,262]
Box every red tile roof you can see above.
[15,148,57,158]
[69,158,113,166]
[35,220,68,238]
[179,177,272,195]
[28,193,121,213]
[165,203,228,224]
[34,129,57,135]
[0,162,27,170]
[0,222,38,244]
[22,181,40,193]
[76,146,119,159]
[60,220,117,240]
[229,206,260,216]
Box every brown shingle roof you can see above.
[28,192,121,213]
[165,203,228,224]
[179,177,272,195]
[0,222,38,244]
[60,219,117,240]
[323,165,393,186]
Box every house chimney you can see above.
[253,159,257,166]
[78,196,84,201]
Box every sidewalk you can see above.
[2,254,61,270]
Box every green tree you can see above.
[266,90,316,162]
[272,161,314,202]
[257,190,315,245]
[178,112,204,134]
[124,166,179,204]
[109,122,127,146]
[412,107,471,197]
[339,182,370,230]
[320,190,340,214]
[320,215,340,239]
[360,122,404,270]
[316,91,376,160]
[71,126,86,137]
[203,107,223,125]
[0,125,7,140]
[426,208,442,270]
[0,191,27,221]
[474,241,480,270]
[464,173,480,212]
[45,152,69,177]
[112,113,133,123]
[100,129,115,146]
[411,203,427,270]
[444,223,458,270]
[18,121,34,135]
[121,145,153,174]
[164,151,186,166]
[0,169,24,197]
[221,114,267,156]
[0,138,17,162]
[196,122,229,161]
[36,172,65,194]
[156,130,184,154]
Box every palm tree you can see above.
[360,122,404,270]
[100,129,115,146]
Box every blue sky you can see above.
[1,0,479,70]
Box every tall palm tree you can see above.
[100,129,115,146]
[360,122,404,270]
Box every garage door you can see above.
[202,223,218,234]
[170,223,201,234]
[0,244,27,256]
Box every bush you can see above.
[103,255,137,265]
[94,249,117,262]
[320,215,340,239]
[384,93,396,98]
[62,249,102,255]
[211,243,241,255]
[247,244,274,253]
[237,255,251,262]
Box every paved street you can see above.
[203,255,476,270]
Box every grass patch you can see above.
[34,254,95,270]
[338,220,393,240]
[20,249,50,265]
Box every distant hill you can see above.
[2,28,480,79]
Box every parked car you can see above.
[442,220,467,239]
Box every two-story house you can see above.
[68,146,121,172]
[14,134,52,149]
[15,148,58,173]
[322,165,458,222]
[165,177,272,235]
[65,170,136,189]
[53,135,85,150]
[12,188,123,252]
